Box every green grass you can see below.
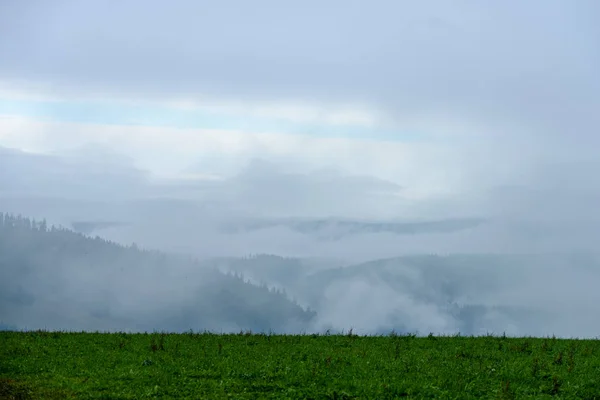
[2,331,600,399]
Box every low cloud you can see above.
[3,144,600,337]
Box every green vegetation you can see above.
[2,331,600,399]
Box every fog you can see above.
[1,0,599,337]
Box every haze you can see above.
[1,0,599,337]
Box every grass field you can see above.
[2,331,600,399]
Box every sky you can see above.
[2,1,600,337]
[1,0,598,199]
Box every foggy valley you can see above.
[2,145,600,338]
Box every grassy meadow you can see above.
[2,331,600,399]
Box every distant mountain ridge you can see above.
[221,217,486,239]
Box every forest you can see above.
[0,212,315,334]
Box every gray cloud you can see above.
[1,1,598,142]
[4,146,600,260]
[0,145,147,199]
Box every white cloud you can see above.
[0,81,386,133]
[164,97,384,128]
[0,115,522,200]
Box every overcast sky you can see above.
[1,0,599,200]
[3,1,600,338]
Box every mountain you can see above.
[221,217,486,239]
[301,254,600,336]
[212,252,600,336]
[0,212,315,333]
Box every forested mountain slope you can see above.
[0,212,315,333]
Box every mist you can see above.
[1,0,599,337]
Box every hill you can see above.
[0,212,315,333]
